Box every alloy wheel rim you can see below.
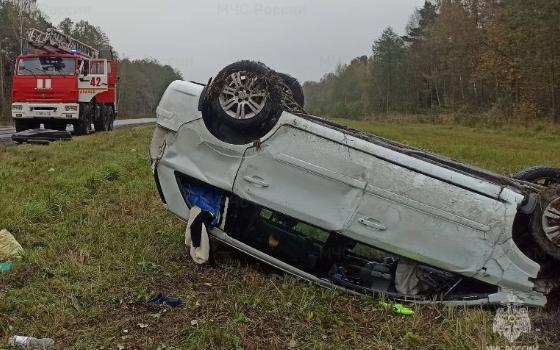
[219,71,268,120]
[542,197,560,247]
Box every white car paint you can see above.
[152,80,546,306]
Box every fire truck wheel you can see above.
[106,106,115,131]
[74,120,92,135]
[74,106,93,135]
[94,105,106,132]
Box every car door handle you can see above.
[358,218,387,231]
[243,175,269,188]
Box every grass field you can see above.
[1,123,559,349]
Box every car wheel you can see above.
[202,60,282,144]
[517,167,560,260]
[515,166,560,186]
[278,72,305,108]
[531,197,560,261]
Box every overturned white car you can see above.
[151,61,560,307]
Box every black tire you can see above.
[202,60,282,144]
[74,105,93,135]
[94,105,113,132]
[516,166,560,260]
[106,106,114,131]
[531,204,560,261]
[515,166,560,186]
[278,72,305,108]
[93,104,107,132]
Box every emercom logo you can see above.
[485,303,539,350]
[492,304,531,343]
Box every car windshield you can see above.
[17,57,76,76]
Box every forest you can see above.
[0,0,182,122]
[303,0,560,123]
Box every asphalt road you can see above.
[0,118,156,141]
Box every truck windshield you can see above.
[17,57,76,76]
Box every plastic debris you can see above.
[380,302,415,316]
[182,183,222,227]
[0,261,12,273]
[147,293,182,308]
[185,207,211,264]
[8,336,54,349]
[11,128,72,144]
[0,230,24,261]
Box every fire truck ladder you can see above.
[27,28,99,59]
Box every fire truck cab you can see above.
[11,28,117,134]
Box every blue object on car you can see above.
[182,181,222,227]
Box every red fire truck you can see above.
[11,28,117,134]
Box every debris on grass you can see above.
[8,335,54,349]
[11,128,72,145]
[147,293,182,308]
[380,302,415,316]
[0,229,24,261]
[0,261,12,273]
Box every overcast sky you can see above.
[39,0,424,82]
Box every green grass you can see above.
[0,124,558,349]
[333,119,560,175]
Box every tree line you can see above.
[0,0,182,122]
[303,0,560,123]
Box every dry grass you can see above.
[0,124,558,349]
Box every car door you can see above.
[78,59,108,102]
[340,142,511,277]
[86,59,108,89]
[233,124,367,231]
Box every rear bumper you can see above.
[11,102,79,120]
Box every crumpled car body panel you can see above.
[151,80,546,306]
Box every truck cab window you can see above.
[79,60,90,76]
[90,60,105,75]
[18,57,76,76]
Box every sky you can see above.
[39,0,425,82]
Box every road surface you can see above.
[0,118,156,141]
